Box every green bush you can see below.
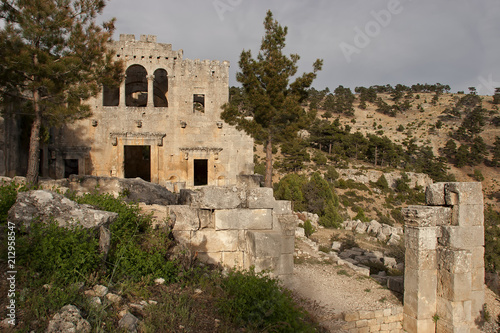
[374,174,389,191]
[0,181,27,224]
[303,220,315,238]
[274,174,308,212]
[218,268,316,332]
[17,221,102,284]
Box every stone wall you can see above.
[402,182,484,333]
[165,180,297,279]
[342,307,404,333]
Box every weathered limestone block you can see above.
[404,269,437,319]
[437,270,472,302]
[246,231,282,258]
[237,174,263,189]
[451,204,484,227]
[189,230,241,253]
[403,314,435,333]
[426,182,446,206]
[214,209,272,230]
[277,214,298,236]
[281,236,295,254]
[197,252,222,265]
[278,253,294,276]
[405,247,436,270]
[445,182,483,206]
[439,226,485,248]
[436,298,472,326]
[470,290,485,322]
[221,251,245,269]
[470,247,485,269]
[438,248,472,274]
[247,187,275,209]
[405,226,438,251]
[169,205,200,231]
[198,209,213,229]
[46,305,91,333]
[179,186,245,209]
[403,205,452,227]
[8,190,118,231]
[273,200,292,215]
[253,257,279,274]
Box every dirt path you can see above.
[284,229,500,332]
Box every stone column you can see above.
[147,75,154,107]
[120,76,127,107]
[404,182,485,333]
[403,205,451,332]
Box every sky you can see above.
[100,0,500,95]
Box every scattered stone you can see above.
[194,288,203,294]
[154,278,165,285]
[118,312,139,333]
[331,241,342,252]
[105,293,122,304]
[148,300,158,305]
[90,297,102,307]
[46,304,91,333]
[93,285,108,297]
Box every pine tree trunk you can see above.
[264,136,273,188]
[26,53,41,186]
[374,146,378,166]
[329,143,332,155]
[26,89,41,186]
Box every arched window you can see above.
[153,69,168,107]
[125,65,148,107]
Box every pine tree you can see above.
[492,136,500,167]
[221,10,322,187]
[0,0,123,185]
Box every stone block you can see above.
[253,257,279,274]
[436,320,471,333]
[359,310,375,320]
[387,276,404,294]
[438,248,472,274]
[221,251,244,269]
[437,270,472,302]
[172,230,191,244]
[247,187,275,209]
[180,186,245,209]
[344,311,360,322]
[445,182,483,206]
[470,247,485,269]
[215,209,273,230]
[198,209,213,229]
[403,314,435,333]
[403,206,452,227]
[190,230,239,252]
[439,226,484,248]
[273,200,292,215]
[278,214,298,236]
[404,269,437,319]
[237,174,263,188]
[470,290,484,320]
[246,231,282,258]
[405,248,437,270]
[169,205,200,231]
[278,253,294,275]
[405,226,438,250]
[471,268,484,291]
[437,297,471,325]
[426,182,446,205]
[197,252,222,265]
[281,236,295,254]
[452,204,484,227]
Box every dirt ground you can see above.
[285,228,500,333]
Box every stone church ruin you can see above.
[0,34,254,191]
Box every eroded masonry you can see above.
[0,34,254,190]
[403,182,485,333]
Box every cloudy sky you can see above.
[100,0,500,95]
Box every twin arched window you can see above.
[103,65,168,107]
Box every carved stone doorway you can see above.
[124,145,151,181]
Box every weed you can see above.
[378,297,387,304]
[337,270,351,277]
[364,288,371,292]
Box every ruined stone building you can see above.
[0,34,254,190]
